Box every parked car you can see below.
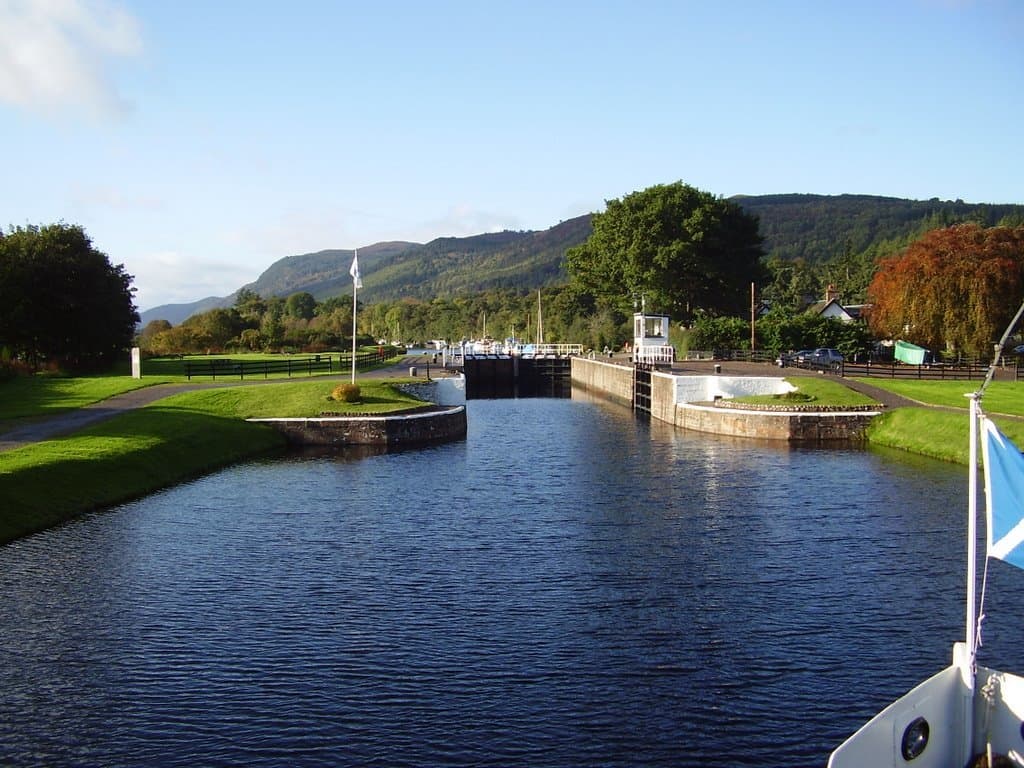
[806,348,844,368]
[777,349,814,367]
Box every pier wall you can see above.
[400,375,466,405]
[247,406,467,447]
[674,403,877,441]
[570,357,634,407]
[571,357,878,441]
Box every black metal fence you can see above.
[183,352,382,380]
[839,360,1002,381]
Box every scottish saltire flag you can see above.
[981,416,1024,570]
[349,250,362,289]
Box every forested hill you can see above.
[140,193,1024,325]
[736,193,1024,263]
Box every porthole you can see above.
[901,716,930,761]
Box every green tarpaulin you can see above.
[895,340,928,365]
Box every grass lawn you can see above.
[734,375,880,407]
[851,379,1024,415]
[855,379,1024,464]
[0,374,170,424]
[0,378,430,544]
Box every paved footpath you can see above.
[0,384,210,453]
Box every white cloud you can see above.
[405,204,524,242]
[131,250,255,311]
[0,0,143,117]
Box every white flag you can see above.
[349,250,362,290]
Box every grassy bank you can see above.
[860,380,1024,464]
[0,379,427,544]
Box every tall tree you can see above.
[0,223,138,370]
[285,291,316,320]
[566,182,767,324]
[867,223,1024,356]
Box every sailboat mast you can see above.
[536,290,543,345]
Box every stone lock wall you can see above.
[570,357,634,407]
[248,406,467,447]
[570,357,880,442]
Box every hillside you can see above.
[140,193,1024,326]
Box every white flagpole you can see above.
[350,249,360,384]
[966,392,979,666]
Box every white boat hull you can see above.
[829,644,1024,767]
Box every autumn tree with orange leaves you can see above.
[867,223,1024,357]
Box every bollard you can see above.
[409,366,417,376]
[714,364,722,374]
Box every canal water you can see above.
[2,395,1023,767]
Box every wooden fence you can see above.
[183,352,382,380]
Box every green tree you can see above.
[180,308,243,352]
[687,314,751,351]
[763,256,821,312]
[566,182,767,324]
[757,311,873,359]
[234,288,267,325]
[285,291,316,320]
[138,319,172,354]
[0,223,138,371]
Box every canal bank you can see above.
[570,357,881,441]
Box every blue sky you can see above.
[2,0,1022,312]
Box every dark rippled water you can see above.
[2,395,1023,767]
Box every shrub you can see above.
[331,383,361,403]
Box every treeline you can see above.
[138,281,876,361]
[138,286,609,356]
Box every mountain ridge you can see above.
[140,193,1024,326]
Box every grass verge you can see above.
[734,376,880,407]
[0,379,428,544]
[0,375,169,424]
[851,379,1024,416]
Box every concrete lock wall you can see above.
[670,373,796,404]
[248,406,467,447]
[400,375,467,406]
[571,357,879,442]
[675,403,877,440]
[570,357,634,407]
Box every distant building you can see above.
[806,284,867,324]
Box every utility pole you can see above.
[750,282,756,352]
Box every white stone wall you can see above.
[666,373,795,404]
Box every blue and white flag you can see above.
[982,416,1024,570]
[349,250,362,290]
